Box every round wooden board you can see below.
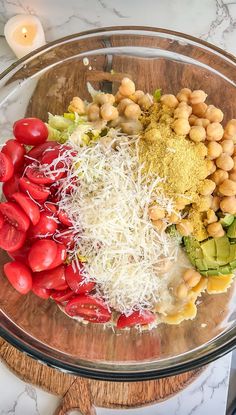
[0,338,203,414]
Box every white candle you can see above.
[4,15,46,59]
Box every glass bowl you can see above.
[1,27,236,381]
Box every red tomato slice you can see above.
[56,230,75,248]
[26,141,59,163]
[116,310,156,329]
[32,283,52,299]
[65,295,111,322]
[4,261,32,294]
[13,118,48,146]
[47,244,67,269]
[19,177,50,202]
[29,211,58,238]
[2,174,20,201]
[0,152,14,182]
[54,281,69,291]
[8,244,31,265]
[0,201,30,231]
[12,192,40,226]
[26,166,55,185]
[0,223,26,252]
[58,210,72,227]
[32,265,66,289]
[65,263,95,294]
[2,139,26,172]
[28,239,57,272]
[51,288,75,303]
[0,212,4,229]
[43,202,58,214]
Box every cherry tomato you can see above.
[29,211,58,238]
[0,201,30,232]
[13,118,48,146]
[0,152,14,182]
[116,310,156,329]
[32,283,52,299]
[19,177,50,202]
[65,295,111,323]
[51,288,75,303]
[65,263,95,294]
[26,141,58,163]
[28,239,57,272]
[2,139,26,172]
[56,230,74,248]
[4,261,32,294]
[32,265,66,289]
[2,174,20,201]
[0,212,4,229]
[47,243,66,269]
[12,192,40,226]
[26,166,55,185]
[8,244,31,265]
[58,210,72,227]
[41,148,66,181]
[44,202,58,214]
[55,281,69,291]
[0,223,26,252]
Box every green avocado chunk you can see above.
[227,219,236,238]
[220,214,234,227]
[215,235,231,265]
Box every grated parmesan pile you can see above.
[55,132,180,315]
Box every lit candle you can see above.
[4,15,46,59]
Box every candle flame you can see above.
[21,27,28,36]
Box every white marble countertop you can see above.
[0,0,236,414]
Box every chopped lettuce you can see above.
[153,88,162,102]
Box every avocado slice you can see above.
[227,219,236,238]
[220,214,234,227]
[215,235,231,265]
[195,258,208,271]
[218,265,232,275]
[228,244,236,263]
[230,259,236,270]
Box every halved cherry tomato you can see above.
[0,223,26,252]
[4,261,32,294]
[32,283,52,299]
[2,174,20,201]
[8,244,31,265]
[29,211,58,238]
[116,310,156,329]
[47,244,66,269]
[12,192,40,226]
[65,263,95,294]
[55,281,69,291]
[0,152,14,182]
[44,201,58,214]
[58,210,72,227]
[19,177,50,202]
[0,201,30,231]
[13,118,48,146]
[56,230,75,248]
[0,212,4,229]
[26,141,58,163]
[32,265,66,289]
[2,139,26,172]
[51,288,75,303]
[65,295,111,323]
[41,147,60,165]
[28,239,57,272]
[26,166,55,185]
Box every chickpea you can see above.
[117,98,133,114]
[176,88,192,102]
[220,196,236,214]
[129,90,144,103]
[216,153,234,171]
[199,179,216,196]
[211,169,229,185]
[207,141,222,159]
[138,93,153,110]
[205,105,224,123]
[191,102,207,117]
[148,206,165,220]
[189,114,198,126]
[109,115,125,128]
[194,196,213,212]
[229,172,236,181]
[168,212,180,224]
[197,143,208,158]
[219,179,236,196]
[176,219,193,236]
[207,222,225,238]
[124,103,142,119]
[121,120,143,135]
[176,283,188,299]
[100,103,119,121]
[160,94,179,108]
[194,118,210,128]
[206,122,224,141]
[183,269,202,288]
[190,90,207,105]
[231,156,236,172]
[115,91,125,103]
[94,93,115,106]
[173,118,191,135]
[87,103,100,121]
[175,196,191,210]
[119,77,135,97]
[152,219,167,232]
[206,159,216,175]
[220,139,234,156]
[234,146,236,156]
[189,126,206,142]
[211,195,221,211]
[68,97,85,115]
[205,209,218,224]
[224,119,236,142]
[177,102,192,114]
[174,107,190,119]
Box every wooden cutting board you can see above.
[0,338,203,415]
